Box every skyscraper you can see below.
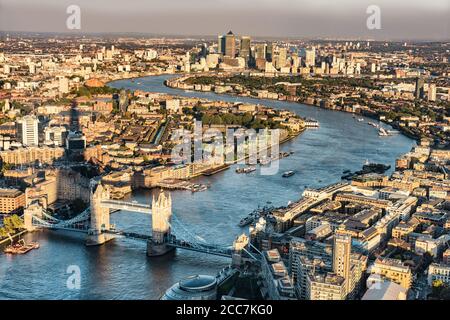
[266,43,273,62]
[16,115,39,147]
[305,47,316,67]
[239,36,251,65]
[255,43,267,60]
[217,35,226,55]
[333,233,351,295]
[225,31,236,58]
[415,77,425,99]
[278,47,288,69]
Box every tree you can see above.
[1,215,24,236]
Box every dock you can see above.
[202,164,230,176]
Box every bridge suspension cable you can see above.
[32,208,90,230]
[171,214,230,250]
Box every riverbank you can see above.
[0,75,414,300]
[164,74,421,142]
[105,74,306,184]
[0,230,27,246]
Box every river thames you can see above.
[0,75,415,299]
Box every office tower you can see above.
[225,31,236,57]
[266,43,273,62]
[255,43,267,60]
[415,77,425,99]
[333,233,351,294]
[200,43,208,57]
[44,126,68,147]
[239,36,251,65]
[16,115,39,147]
[291,54,300,71]
[428,83,437,102]
[305,48,316,67]
[218,35,226,55]
[278,47,288,68]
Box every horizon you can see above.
[0,0,449,41]
[0,30,448,43]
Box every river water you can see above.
[0,75,415,300]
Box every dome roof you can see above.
[179,275,217,292]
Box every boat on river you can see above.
[190,184,208,192]
[238,215,254,227]
[4,240,40,255]
[238,205,275,227]
[282,170,296,178]
[236,166,256,174]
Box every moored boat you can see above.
[4,240,40,255]
[235,166,256,174]
[282,170,295,178]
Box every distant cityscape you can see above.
[0,25,449,301]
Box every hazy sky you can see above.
[0,0,449,40]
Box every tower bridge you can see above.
[100,200,152,214]
[24,184,256,262]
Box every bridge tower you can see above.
[232,233,249,267]
[23,203,43,232]
[86,183,114,246]
[147,191,175,256]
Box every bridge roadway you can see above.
[168,240,233,258]
[100,200,152,214]
[32,208,234,258]
[104,230,233,258]
[104,229,152,241]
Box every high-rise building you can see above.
[16,115,39,147]
[266,43,273,62]
[333,233,352,294]
[44,126,68,147]
[217,35,226,55]
[225,31,236,58]
[277,47,288,69]
[255,43,267,60]
[415,77,425,99]
[428,83,437,102]
[305,47,316,67]
[239,36,251,65]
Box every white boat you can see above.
[282,170,296,178]
[259,157,272,165]
[378,127,391,137]
[236,166,256,174]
